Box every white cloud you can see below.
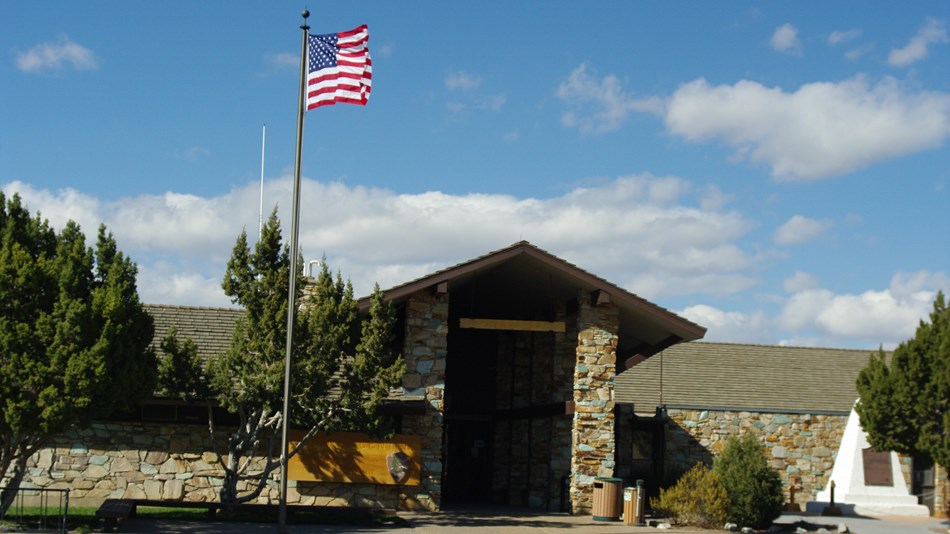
[557,64,663,134]
[442,72,504,113]
[679,304,771,344]
[888,270,950,300]
[771,23,802,55]
[844,43,875,61]
[16,35,98,72]
[266,52,298,69]
[482,94,507,111]
[774,215,832,245]
[777,272,945,347]
[175,146,211,161]
[663,76,950,180]
[784,271,819,293]
[828,29,862,45]
[3,173,755,307]
[138,266,231,308]
[888,18,948,67]
[0,181,103,235]
[375,42,394,58]
[445,71,481,90]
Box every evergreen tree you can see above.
[156,328,207,402]
[713,434,784,529]
[0,193,155,514]
[159,210,404,505]
[856,292,950,468]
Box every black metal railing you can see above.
[0,486,70,533]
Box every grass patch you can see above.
[3,503,407,532]
[1,505,97,532]
[134,504,409,527]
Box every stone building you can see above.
[4,241,705,514]
[5,241,946,517]
[615,342,947,517]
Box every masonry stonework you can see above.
[661,409,850,509]
[570,293,620,514]
[398,290,449,511]
[8,422,411,509]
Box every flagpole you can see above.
[279,8,309,533]
[259,123,266,238]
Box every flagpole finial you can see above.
[301,9,310,30]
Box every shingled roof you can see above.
[616,342,879,415]
[145,304,243,360]
[360,241,706,361]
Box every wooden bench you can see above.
[96,498,397,531]
[95,499,135,532]
[96,499,222,531]
[130,499,223,518]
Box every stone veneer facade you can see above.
[3,288,628,514]
[6,289,453,511]
[10,421,410,509]
[570,294,620,514]
[650,408,920,511]
[397,290,449,511]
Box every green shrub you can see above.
[714,433,784,529]
[650,463,729,528]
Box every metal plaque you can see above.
[862,448,893,487]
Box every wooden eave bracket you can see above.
[621,334,682,371]
[591,289,611,306]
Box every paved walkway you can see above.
[107,509,949,534]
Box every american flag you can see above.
[306,25,372,110]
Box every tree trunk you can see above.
[1,454,29,516]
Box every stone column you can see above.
[570,291,619,514]
[400,290,449,511]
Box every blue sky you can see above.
[2,2,948,350]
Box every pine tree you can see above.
[164,210,404,505]
[0,193,156,514]
[856,291,949,467]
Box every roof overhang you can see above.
[358,241,706,371]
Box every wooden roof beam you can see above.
[621,334,682,371]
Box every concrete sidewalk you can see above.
[104,508,950,534]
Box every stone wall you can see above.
[491,323,576,511]
[570,293,620,514]
[398,290,449,511]
[5,421,410,509]
[661,408,850,509]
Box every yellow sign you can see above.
[288,431,422,486]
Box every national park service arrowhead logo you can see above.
[387,451,411,484]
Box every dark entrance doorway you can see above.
[443,419,494,502]
[442,328,497,503]
[912,453,935,515]
[629,414,665,505]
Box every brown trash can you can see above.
[623,487,636,525]
[592,477,623,521]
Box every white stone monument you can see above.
[805,403,929,516]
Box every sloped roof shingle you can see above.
[616,342,880,415]
[145,304,243,360]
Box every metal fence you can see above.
[0,487,70,533]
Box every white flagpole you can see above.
[259,123,266,238]
[279,9,309,532]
